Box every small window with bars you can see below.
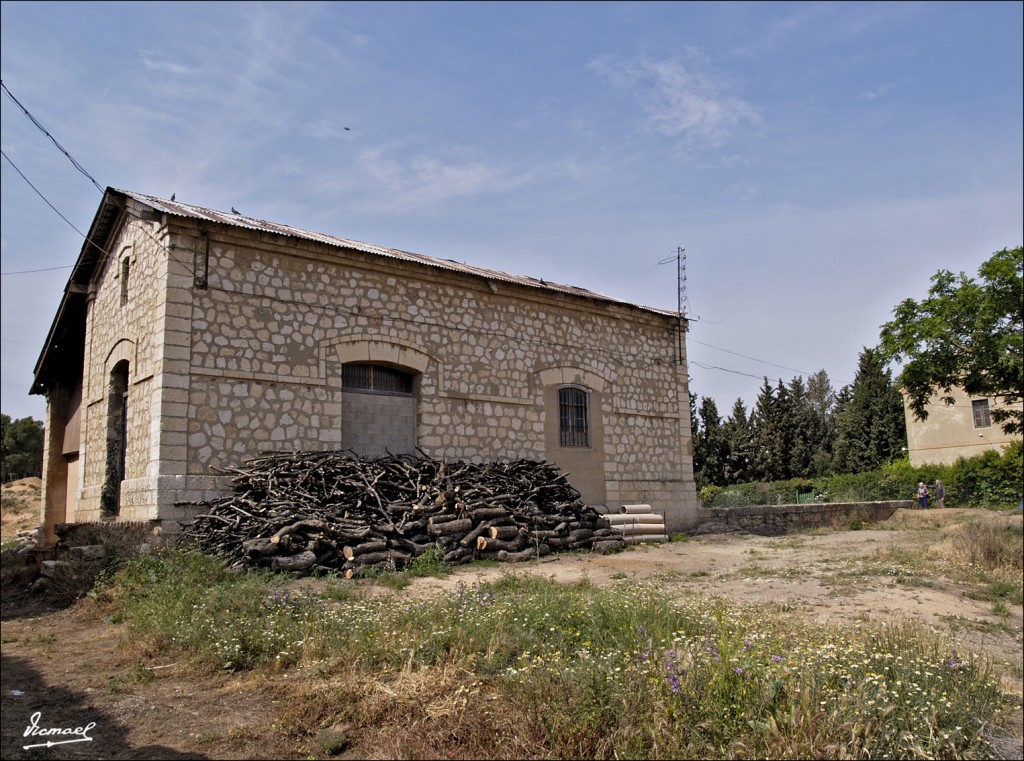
[558,386,590,447]
[342,364,413,395]
[972,399,992,429]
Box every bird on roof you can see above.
[170,193,175,201]
[231,207,240,214]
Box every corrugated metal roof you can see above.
[119,189,679,318]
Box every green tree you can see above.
[1,414,45,482]
[806,369,837,476]
[693,396,728,488]
[751,378,796,482]
[879,246,1023,435]
[722,398,753,485]
[832,348,907,474]
[787,376,816,478]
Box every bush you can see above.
[704,444,1022,508]
[949,440,1023,507]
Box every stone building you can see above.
[31,188,700,545]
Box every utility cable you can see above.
[1,149,90,243]
[1,149,195,277]
[1,80,104,194]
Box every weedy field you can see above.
[1,505,1021,759]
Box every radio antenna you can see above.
[657,246,688,364]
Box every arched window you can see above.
[342,364,413,395]
[120,256,131,305]
[558,386,590,447]
[341,363,417,457]
[101,361,129,517]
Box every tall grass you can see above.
[96,551,1019,759]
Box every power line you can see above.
[1,148,196,278]
[1,149,90,243]
[2,82,196,277]
[687,335,812,376]
[1,80,104,194]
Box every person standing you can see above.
[933,480,946,509]
[917,482,930,509]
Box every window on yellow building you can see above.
[971,399,992,428]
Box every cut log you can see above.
[242,537,279,558]
[444,547,473,563]
[487,525,522,540]
[592,539,624,554]
[271,550,317,572]
[427,518,474,536]
[459,520,493,548]
[349,549,411,567]
[476,535,526,552]
[469,507,509,521]
[342,540,388,560]
[270,519,327,544]
[497,547,535,562]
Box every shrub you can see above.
[705,444,1022,509]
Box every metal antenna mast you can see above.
[658,246,688,364]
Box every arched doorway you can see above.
[101,360,129,517]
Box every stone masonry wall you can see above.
[695,501,913,536]
[74,210,701,533]
[75,213,164,523]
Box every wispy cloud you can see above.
[141,57,197,76]
[354,145,533,210]
[859,83,894,101]
[590,52,761,148]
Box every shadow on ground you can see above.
[1,653,207,760]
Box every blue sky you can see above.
[2,1,1022,423]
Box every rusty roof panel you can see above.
[120,189,678,318]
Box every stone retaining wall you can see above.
[694,501,913,536]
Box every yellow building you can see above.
[903,387,1022,466]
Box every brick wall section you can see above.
[62,206,701,535]
[695,501,913,536]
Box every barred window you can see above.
[120,257,130,306]
[342,364,413,395]
[558,386,590,447]
[972,399,992,429]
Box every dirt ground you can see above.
[2,505,1022,760]
[0,478,42,543]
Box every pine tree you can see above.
[694,396,728,487]
[722,398,753,485]
[832,347,907,474]
[787,376,815,478]
[751,378,794,482]
[805,370,837,476]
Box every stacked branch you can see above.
[177,451,623,576]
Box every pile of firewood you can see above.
[177,451,623,576]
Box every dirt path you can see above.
[2,507,1021,759]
